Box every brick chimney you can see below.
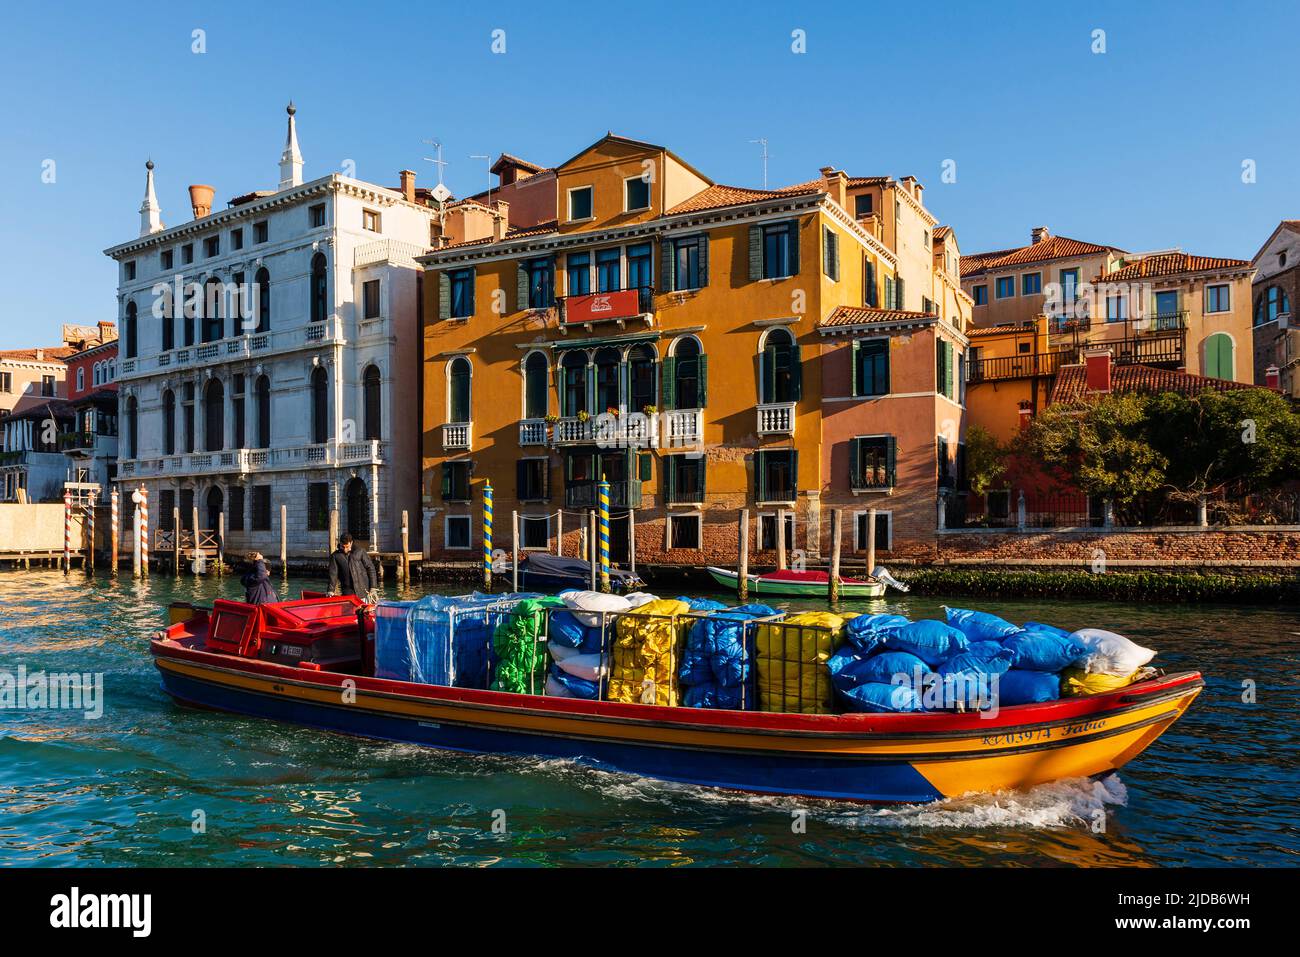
[1085,350,1112,393]
[1031,225,1050,244]
[492,200,510,241]
[1017,400,1033,430]
[188,184,214,219]
[97,320,117,342]
[1265,365,1281,390]
[399,169,416,203]
[819,167,848,208]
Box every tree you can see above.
[963,425,1008,496]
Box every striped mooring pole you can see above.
[62,489,72,574]
[110,487,119,575]
[482,480,493,591]
[86,496,95,573]
[598,473,611,593]
[138,485,149,577]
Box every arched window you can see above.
[162,389,176,455]
[160,283,175,351]
[595,347,621,412]
[363,365,381,440]
[126,396,138,458]
[345,477,369,540]
[255,267,271,333]
[628,343,657,413]
[124,301,138,359]
[205,486,223,533]
[310,253,328,325]
[76,368,85,393]
[310,366,329,444]
[255,375,271,449]
[203,277,223,343]
[1204,333,1235,381]
[523,351,548,419]
[1254,285,1291,326]
[561,352,588,416]
[448,356,471,424]
[760,328,801,404]
[204,378,224,451]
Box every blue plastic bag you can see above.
[884,620,969,665]
[855,651,931,687]
[844,613,909,652]
[938,648,1015,677]
[548,665,599,700]
[996,669,1061,705]
[944,607,1020,643]
[966,640,1009,661]
[677,596,730,613]
[548,610,603,653]
[1003,629,1088,672]
[839,681,924,713]
[1020,621,1072,640]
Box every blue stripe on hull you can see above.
[158,670,943,803]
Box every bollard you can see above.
[139,485,148,576]
[628,508,637,578]
[511,511,519,593]
[280,503,288,577]
[597,475,610,593]
[191,505,200,576]
[556,509,563,557]
[131,496,142,578]
[776,508,787,571]
[587,511,597,591]
[829,509,843,606]
[482,481,494,592]
[62,490,71,574]
[110,487,119,575]
[173,507,182,577]
[737,508,750,603]
[866,507,877,578]
[217,511,226,575]
[401,510,410,584]
[86,500,95,573]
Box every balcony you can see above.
[968,351,1068,384]
[442,422,472,450]
[757,402,796,436]
[661,409,703,448]
[851,466,896,493]
[564,479,642,509]
[554,416,595,445]
[58,431,98,453]
[116,321,344,380]
[519,419,549,446]
[116,440,385,477]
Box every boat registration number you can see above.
[981,718,1105,747]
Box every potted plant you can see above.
[606,406,620,418]
[576,410,590,423]
[642,404,658,416]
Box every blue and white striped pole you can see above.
[482,480,494,591]
[598,473,611,593]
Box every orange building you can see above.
[418,135,970,570]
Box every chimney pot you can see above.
[1265,365,1281,389]
[188,184,215,219]
[399,169,416,203]
[492,200,510,241]
[1084,350,1112,393]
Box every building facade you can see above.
[104,107,433,556]
[418,135,970,567]
[1249,220,1300,398]
[61,323,120,501]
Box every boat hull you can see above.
[152,643,1202,803]
[706,566,886,598]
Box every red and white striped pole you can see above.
[139,485,149,577]
[110,487,119,575]
[62,489,72,574]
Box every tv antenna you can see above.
[470,153,493,210]
[749,138,770,189]
[421,139,451,203]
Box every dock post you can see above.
[110,487,119,575]
[776,508,787,571]
[829,509,843,606]
[866,507,877,577]
[628,508,636,578]
[62,489,71,574]
[556,509,563,557]
[482,481,494,592]
[588,511,597,591]
[738,508,750,603]
[280,503,288,577]
[139,486,148,576]
[217,511,225,575]
[597,475,611,593]
[131,494,141,578]
[401,510,410,585]
[511,510,519,593]
[172,507,181,577]
[86,499,95,573]
[191,506,200,575]
[329,508,339,557]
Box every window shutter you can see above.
[665,454,676,501]
[755,452,767,500]
[761,347,775,403]
[618,361,629,413]
[945,341,954,398]
[896,275,905,311]
[440,463,451,498]
[660,241,673,292]
[639,452,652,482]
[826,229,840,281]
[886,436,897,486]
[699,455,708,500]
[865,258,877,307]
[467,267,476,315]
[748,225,762,281]
[790,450,799,498]
[788,220,801,275]
[790,342,803,401]
[883,276,894,310]
[438,272,450,321]
[850,340,860,397]
[661,357,676,411]
[697,354,708,407]
[850,437,861,489]
[698,234,709,287]
[517,262,530,311]
[516,459,527,498]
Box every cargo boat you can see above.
[150,595,1203,803]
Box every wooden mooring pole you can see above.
[737,508,750,603]
[866,507,877,578]
[587,511,597,591]
[401,510,410,585]
[776,508,787,571]
[172,507,181,577]
[511,510,519,593]
[829,508,843,605]
[280,503,288,576]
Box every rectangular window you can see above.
[449,269,474,319]
[517,458,548,501]
[854,193,873,218]
[0,372,11,393]
[231,228,243,250]
[1106,295,1127,323]
[759,512,796,551]
[937,435,954,488]
[161,249,174,270]
[665,454,705,504]
[204,236,219,258]
[310,204,326,228]
[362,209,381,232]
[670,235,703,291]
[124,261,136,281]
[228,486,244,532]
[41,375,55,397]
[253,221,268,244]
[363,279,381,319]
[669,513,701,550]
[182,244,194,265]
[596,248,621,292]
[863,257,878,307]
[524,257,554,308]
[566,253,590,296]
[973,285,987,305]
[853,339,890,397]
[445,515,471,549]
[995,276,1015,299]
[441,461,471,501]
[850,435,895,490]
[823,227,840,281]
[307,482,329,530]
[158,489,176,530]
[521,515,549,550]
[624,176,650,211]
[568,186,593,221]
[1022,272,1042,295]
[1060,267,1080,302]
[762,222,795,279]
[1205,283,1230,314]
[626,243,652,292]
[854,510,892,552]
[252,486,272,531]
[755,449,797,502]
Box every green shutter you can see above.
[896,275,905,311]
[698,234,709,287]
[850,340,860,397]
[945,341,954,398]
[788,219,800,275]
[865,258,877,307]
[617,361,629,413]
[755,452,767,500]
[440,463,451,498]
[789,450,799,498]
[761,347,775,403]
[748,225,762,281]
[665,454,676,502]
[697,354,708,408]
[790,342,803,401]
[850,437,861,489]
[884,276,895,310]
[661,356,676,411]
[697,455,707,500]
[467,267,476,315]
[660,240,673,292]
[639,452,652,482]
[825,229,839,281]
[438,272,450,321]
[886,436,897,486]
[517,261,530,310]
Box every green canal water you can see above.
[0,568,1296,867]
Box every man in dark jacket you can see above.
[328,533,378,600]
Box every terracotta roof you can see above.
[933,225,952,242]
[967,323,1034,338]
[666,183,821,215]
[820,306,937,328]
[491,153,544,176]
[1097,252,1251,282]
[779,175,890,192]
[0,347,77,362]
[962,235,1121,278]
[1051,362,1259,402]
[439,220,560,250]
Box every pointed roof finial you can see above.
[280,101,304,191]
[140,158,163,237]
[287,100,296,116]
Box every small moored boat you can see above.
[707,566,887,598]
[151,595,1202,803]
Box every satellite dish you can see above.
[431,183,451,203]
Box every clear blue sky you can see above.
[2,0,1297,349]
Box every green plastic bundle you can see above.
[491,596,564,694]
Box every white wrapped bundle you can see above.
[1069,628,1157,676]
[560,589,632,627]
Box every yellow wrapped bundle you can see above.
[606,598,692,706]
[755,611,846,714]
[1060,667,1138,697]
